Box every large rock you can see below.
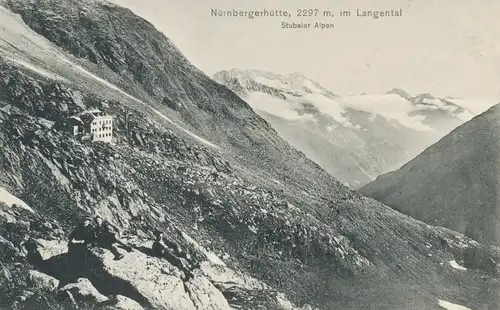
[60,278,109,304]
[36,239,68,260]
[102,295,144,310]
[27,270,59,292]
[93,250,232,310]
[184,276,232,310]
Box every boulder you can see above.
[93,250,232,310]
[36,239,68,260]
[102,295,144,310]
[27,270,59,292]
[60,278,109,304]
[184,276,232,310]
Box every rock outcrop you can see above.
[60,278,109,304]
[27,270,60,292]
[103,295,144,310]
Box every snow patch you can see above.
[438,299,471,310]
[0,187,34,213]
[449,260,467,271]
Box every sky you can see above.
[111,0,500,100]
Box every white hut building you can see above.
[71,110,113,143]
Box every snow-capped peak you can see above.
[214,69,338,98]
[214,69,483,133]
[214,68,499,188]
[387,89,495,118]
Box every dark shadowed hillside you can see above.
[0,1,499,310]
[361,104,500,247]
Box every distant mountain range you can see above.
[361,103,500,247]
[214,69,494,188]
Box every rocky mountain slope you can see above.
[214,70,489,188]
[361,103,500,248]
[0,1,499,309]
[1,0,343,199]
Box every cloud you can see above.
[336,94,435,132]
[245,92,316,121]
